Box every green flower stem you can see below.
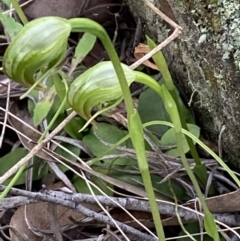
[0,164,26,200]
[169,89,213,193]
[136,65,211,191]
[68,18,134,116]
[146,37,211,191]
[169,89,201,163]
[147,36,202,165]
[175,132,219,241]
[135,71,219,240]
[10,0,28,25]
[129,109,166,241]
[68,18,165,240]
[135,71,163,98]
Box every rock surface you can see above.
[126,0,240,165]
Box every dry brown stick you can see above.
[130,0,182,70]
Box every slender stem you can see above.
[147,36,202,166]
[130,110,166,240]
[68,19,165,240]
[68,18,134,116]
[134,71,218,238]
[0,164,26,200]
[170,89,201,165]
[10,0,28,25]
[176,133,219,240]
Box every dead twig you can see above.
[130,0,182,70]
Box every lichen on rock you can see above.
[186,0,240,70]
[126,0,240,165]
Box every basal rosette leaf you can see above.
[68,61,135,120]
[3,17,71,89]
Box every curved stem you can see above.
[0,163,26,200]
[68,18,166,240]
[68,18,134,116]
[134,71,219,239]
[10,0,28,25]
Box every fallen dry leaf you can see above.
[162,189,240,226]
[134,43,159,70]
[199,189,240,213]
[9,182,101,241]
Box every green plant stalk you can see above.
[129,109,166,240]
[176,133,219,241]
[134,71,219,240]
[147,37,201,164]
[146,37,212,191]
[68,18,165,240]
[10,0,28,25]
[68,18,134,116]
[0,163,27,200]
[176,132,220,241]
[170,89,213,193]
[169,89,201,163]
[162,89,219,240]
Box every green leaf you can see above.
[1,15,23,39]
[27,98,35,117]
[33,85,56,126]
[160,124,200,157]
[83,123,134,166]
[0,148,48,185]
[53,74,67,103]
[0,148,28,184]
[138,85,171,136]
[1,0,11,6]
[64,116,85,139]
[204,211,220,241]
[68,61,135,120]
[177,222,224,241]
[55,143,81,173]
[110,170,189,201]
[72,175,113,196]
[71,32,96,71]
